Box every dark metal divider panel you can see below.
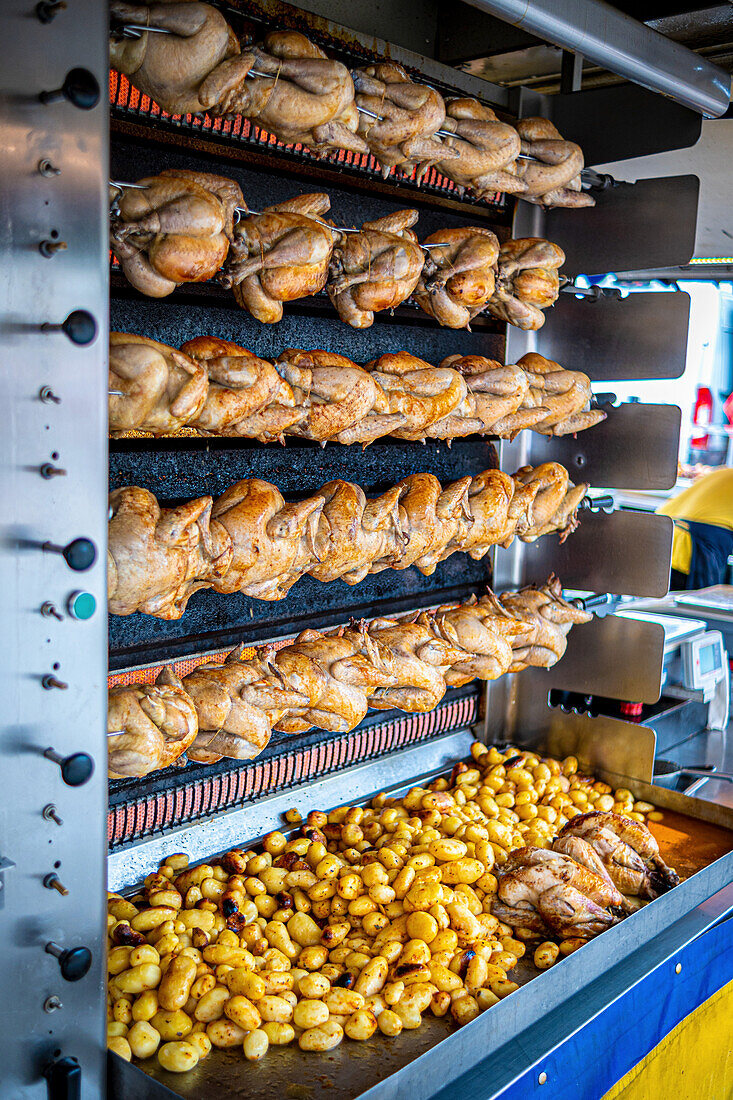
[0,2,108,1096]
[539,292,690,381]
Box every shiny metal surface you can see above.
[458,0,731,117]
[483,677,658,783]
[540,613,666,703]
[494,509,674,598]
[512,403,681,491]
[0,2,108,1096]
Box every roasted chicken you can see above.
[108,578,589,773]
[353,62,455,179]
[201,31,367,155]
[414,227,500,328]
[110,1,240,116]
[437,99,525,199]
[108,675,199,778]
[500,575,591,671]
[327,210,424,328]
[516,118,595,209]
[555,812,680,898]
[515,352,605,436]
[109,335,603,446]
[109,332,208,435]
[107,463,587,618]
[222,193,335,323]
[111,169,243,297]
[487,237,565,331]
[107,486,233,619]
[492,846,627,939]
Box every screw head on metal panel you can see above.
[37,158,61,177]
[67,591,96,620]
[43,995,63,1013]
[41,309,97,346]
[538,1072,547,1085]
[42,804,64,826]
[39,68,100,110]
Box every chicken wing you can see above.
[516,118,595,209]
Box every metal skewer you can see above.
[109,390,125,396]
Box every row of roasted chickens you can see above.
[111,336,605,442]
[108,576,591,778]
[111,175,563,330]
[108,462,586,619]
[110,6,593,207]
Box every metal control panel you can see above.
[0,2,108,1096]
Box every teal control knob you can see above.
[66,591,96,620]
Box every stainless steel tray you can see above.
[108,732,733,1100]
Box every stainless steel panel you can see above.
[495,510,674,598]
[515,403,681,491]
[546,176,699,275]
[458,0,731,117]
[0,3,108,1097]
[537,291,690,381]
[483,673,658,780]
[541,613,666,703]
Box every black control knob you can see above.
[46,943,92,984]
[41,309,97,346]
[44,749,94,787]
[42,537,97,572]
[39,68,100,111]
[36,0,67,24]
[44,1055,81,1100]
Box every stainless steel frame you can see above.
[0,2,109,1097]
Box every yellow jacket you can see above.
[657,468,733,575]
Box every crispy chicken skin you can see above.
[556,812,680,898]
[493,846,626,940]
[108,675,198,777]
[437,99,525,199]
[414,227,500,329]
[110,337,603,446]
[327,210,424,328]
[487,238,565,331]
[223,193,335,323]
[516,118,595,209]
[111,169,243,297]
[107,465,586,618]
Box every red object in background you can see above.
[619,701,644,719]
[691,386,713,448]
